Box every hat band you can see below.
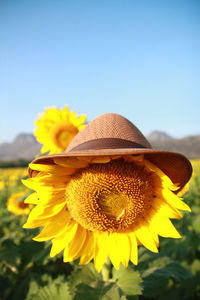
[68,138,150,152]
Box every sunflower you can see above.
[7,190,33,215]
[34,106,86,154]
[22,154,191,271]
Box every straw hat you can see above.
[29,113,192,189]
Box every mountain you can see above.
[0,134,41,161]
[147,131,172,142]
[148,131,200,159]
[0,131,199,161]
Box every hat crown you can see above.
[66,113,151,152]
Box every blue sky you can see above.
[0,0,199,143]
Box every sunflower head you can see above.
[23,156,191,272]
[34,105,86,154]
[7,190,32,215]
[23,113,192,271]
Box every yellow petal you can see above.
[135,225,158,253]
[33,211,71,241]
[23,219,47,229]
[22,177,67,190]
[69,110,77,123]
[108,233,121,269]
[110,155,122,160]
[54,157,88,168]
[73,114,86,126]
[50,221,78,257]
[115,233,130,268]
[160,188,191,212]
[63,226,87,262]
[79,232,95,265]
[78,124,86,131]
[177,183,189,196]
[91,156,111,163]
[149,210,182,239]
[22,178,38,191]
[23,207,66,229]
[77,156,93,162]
[128,232,138,265]
[124,155,144,162]
[41,144,49,153]
[162,203,183,219]
[108,233,130,269]
[24,192,38,204]
[26,200,66,222]
[144,159,177,190]
[94,231,109,272]
[29,163,76,175]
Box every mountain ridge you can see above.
[0,131,199,161]
[0,133,41,161]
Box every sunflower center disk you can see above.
[51,122,78,150]
[18,201,29,209]
[65,159,155,233]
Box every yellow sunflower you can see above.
[34,105,86,154]
[7,190,33,215]
[22,154,191,271]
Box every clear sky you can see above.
[0,0,199,143]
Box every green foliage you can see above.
[27,276,72,300]
[112,265,143,295]
[0,159,30,168]
[0,160,200,299]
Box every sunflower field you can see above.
[0,160,199,300]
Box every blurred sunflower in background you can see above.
[22,113,192,272]
[7,189,33,215]
[34,105,87,154]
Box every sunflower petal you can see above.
[50,221,78,257]
[128,232,138,265]
[24,192,38,204]
[29,163,76,175]
[33,211,71,241]
[135,225,158,253]
[91,156,111,163]
[161,188,191,212]
[108,233,130,269]
[79,232,95,265]
[54,157,88,168]
[94,231,109,272]
[149,210,182,238]
[63,226,87,262]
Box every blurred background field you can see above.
[0,1,199,299]
[0,160,199,300]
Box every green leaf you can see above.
[0,239,21,267]
[20,239,51,267]
[74,282,116,300]
[29,278,72,300]
[190,259,200,276]
[142,269,170,297]
[142,260,192,297]
[69,262,102,289]
[113,265,143,295]
[74,283,99,300]
[101,283,122,300]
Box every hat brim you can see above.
[28,148,192,191]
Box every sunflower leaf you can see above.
[69,262,102,289]
[142,261,192,297]
[0,239,21,267]
[112,265,143,295]
[28,278,72,300]
[74,282,116,300]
